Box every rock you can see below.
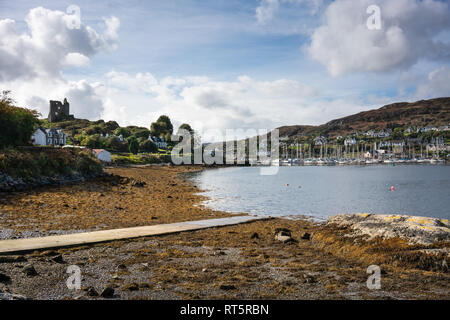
[301,232,311,240]
[328,214,450,245]
[117,264,127,270]
[219,284,236,291]
[250,232,259,239]
[131,180,146,187]
[100,287,115,298]
[302,273,317,283]
[85,287,99,297]
[274,228,296,243]
[0,292,27,300]
[202,268,208,272]
[122,283,139,291]
[22,264,38,277]
[0,272,11,284]
[51,255,64,263]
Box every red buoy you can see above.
[391,186,395,191]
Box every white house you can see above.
[31,127,67,146]
[313,136,327,145]
[375,129,392,138]
[92,149,112,163]
[31,128,47,145]
[344,137,356,146]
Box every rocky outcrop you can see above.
[0,172,111,192]
[328,213,450,245]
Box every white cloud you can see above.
[256,0,280,25]
[414,66,450,99]
[63,53,91,67]
[256,0,323,24]
[94,71,372,135]
[0,7,119,81]
[308,0,450,76]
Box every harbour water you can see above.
[189,165,450,220]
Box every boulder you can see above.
[274,228,297,243]
[301,232,311,240]
[22,264,38,277]
[328,213,450,245]
[85,287,99,297]
[100,287,115,298]
[0,272,11,284]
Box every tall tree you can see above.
[0,91,40,148]
[128,137,139,154]
[150,115,173,138]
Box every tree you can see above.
[134,128,151,140]
[156,115,173,134]
[80,135,103,149]
[150,115,173,138]
[105,120,120,132]
[178,123,193,134]
[128,137,139,154]
[104,136,128,152]
[114,127,130,138]
[0,91,40,148]
[139,139,158,153]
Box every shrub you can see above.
[139,139,158,153]
[0,91,40,148]
[0,148,103,178]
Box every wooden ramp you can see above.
[0,216,269,254]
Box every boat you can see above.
[316,159,326,166]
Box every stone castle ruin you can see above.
[48,98,74,122]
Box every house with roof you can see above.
[31,127,67,146]
[375,129,392,138]
[365,130,375,137]
[313,136,327,145]
[92,149,112,163]
[344,137,356,146]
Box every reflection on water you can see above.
[188,165,450,220]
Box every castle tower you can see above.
[48,98,74,122]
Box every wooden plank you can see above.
[0,216,269,254]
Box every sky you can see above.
[0,0,449,134]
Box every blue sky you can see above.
[0,0,449,131]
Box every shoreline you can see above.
[0,166,448,300]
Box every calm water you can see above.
[188,165,450,220]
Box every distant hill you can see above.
[278,97,450,139]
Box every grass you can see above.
[111,153,172,165]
